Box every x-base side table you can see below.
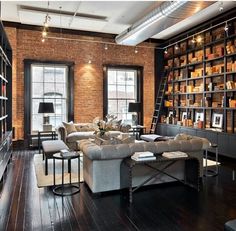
[124,154,200,203]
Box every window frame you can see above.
[103,64,143,125]
[24,59,74,138]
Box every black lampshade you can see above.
[38,102,55,113]
[128,102,141,113]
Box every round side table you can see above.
[52,152,80,196]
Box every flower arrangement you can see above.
[94,114,118,137]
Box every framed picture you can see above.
[182,112,187,121]
[212,113,223,128]
[195,112,204,122]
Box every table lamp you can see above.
[128,102,141,126]
[38,102,55,131]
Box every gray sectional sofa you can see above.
[79,137,210,193]
[57,122,130,150]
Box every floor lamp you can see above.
[38,102,55,131]
[128,102,141,126]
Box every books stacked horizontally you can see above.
[60,149,76,158]
[162,151,188,159]
[131,151,156,161]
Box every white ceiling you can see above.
[1,1,236,42]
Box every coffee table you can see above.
[52,152,80,196]
[124,154,200,203]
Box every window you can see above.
[24,60,74,137]
[104,65,143,125]
[31,65,68,131]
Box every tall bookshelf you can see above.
[0,21,12,181]
[156,11,236,158]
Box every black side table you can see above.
[53,152,80,196]
[129,125,146,140]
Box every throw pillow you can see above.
[75,124,95,132]
[174,133,193,141]
[62,121,77,135]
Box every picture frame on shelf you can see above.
[182,112,187,121]
[195,112,204,122]
[212,113,223,128]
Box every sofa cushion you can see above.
[66,131,95,143]
[62,121,77,135]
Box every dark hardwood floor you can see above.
[1,150,236,231]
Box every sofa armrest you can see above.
[57,126,67,142]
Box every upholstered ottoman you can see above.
[42,140,69,175]
[225,219,236,231]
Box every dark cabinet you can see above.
[157,123,236,158]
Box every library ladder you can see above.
[150,70,169,134]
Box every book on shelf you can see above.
[162,151,188,159]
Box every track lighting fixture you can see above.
[175,43,179,50]
[196,36,202,43]
[164,48,168,54]
[163,15,235,51]
[104,44,108,50]
[219,1,224,12]
[134,47,138,53]
[42,29,47,38]
[224,21,229,32]
[41,1,50,42]
[191,36,196,44]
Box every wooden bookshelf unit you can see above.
[0,22,12,181]
[156,12,236,158]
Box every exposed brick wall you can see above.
[5,28,155,140]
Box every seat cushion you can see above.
[225,219,236,231]
[42,140,68,158]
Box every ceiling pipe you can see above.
[115,0,188,46]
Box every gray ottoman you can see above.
[225,219,236,231]
[42,140,69,175]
